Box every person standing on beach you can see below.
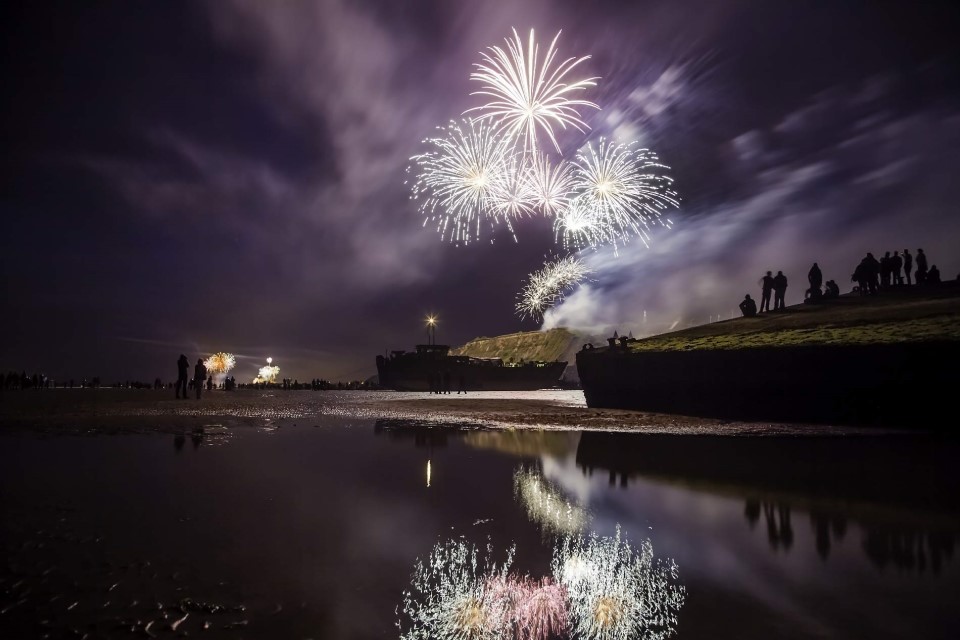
[773,271,788,311]
[760,271,774,313]
[176,354,189,399]
[194,358,207,399]
[903,249,913,285]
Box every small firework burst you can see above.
[514,467,589,536]
[553,527,686,640]
[203,352,236,375]
[516,255,592,321]
[526,153,576,217]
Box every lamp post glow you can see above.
[425,315,437,345]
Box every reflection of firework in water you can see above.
[553,527,685,640]
[516,255,592,321]
[399,538,515,640]
[400,530,683,640]
[467,28,599,152]
[203,352,236,375]
[514,467,589,535]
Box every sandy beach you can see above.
[0,388,908,437]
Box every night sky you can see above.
[3,1,959,383]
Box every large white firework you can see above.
[571,138,679,248]
[516,255,592,321]
[409,119,515,244]
[467,28,600,152]
[553,527,686,640]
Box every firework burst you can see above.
[553,527,686,640]
[516,255,592,321]
[467,28,599,152]
[526,153,576,217]
[572,139,679,248]
[409,119,517,244]
[255,365,279,384]
[203,352,236,375]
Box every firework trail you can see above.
[409,119,517,244]
[514,467,589,536]
[553,526,686,640]
[516,255,592,321]
[571,139,679,248]
[467,28,600,152]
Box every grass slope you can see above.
[628,283,960,352]
[452,328,578,363]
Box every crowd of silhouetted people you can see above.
[739,247,951,317]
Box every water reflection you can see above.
[744,499,957,573]
[399,529,684,640]
[514,467,589,537]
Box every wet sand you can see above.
[0,389,907,436]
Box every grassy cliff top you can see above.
[452,328,579,363]
[628,284,960,352]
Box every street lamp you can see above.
[425,315,437,345]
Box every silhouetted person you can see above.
[772,271,788,310]
[880,251,892,288]
[457,374,467,394]
[927,265,941,284]
[903,249,913,285]
[176,354,189,399]
[739,294,757,317]
[825,280,840,298]
[891,251,903,286]
[206,374,213,392]
[759,271,774,313]
[443,370,451,394]
[194,358,207,399]
[915,248,928,284]
[808,262,822,295]
[863,253,880,294]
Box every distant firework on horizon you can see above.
[516,255,592,321]
[203,352,236,375]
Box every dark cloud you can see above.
[1,0,958,381]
